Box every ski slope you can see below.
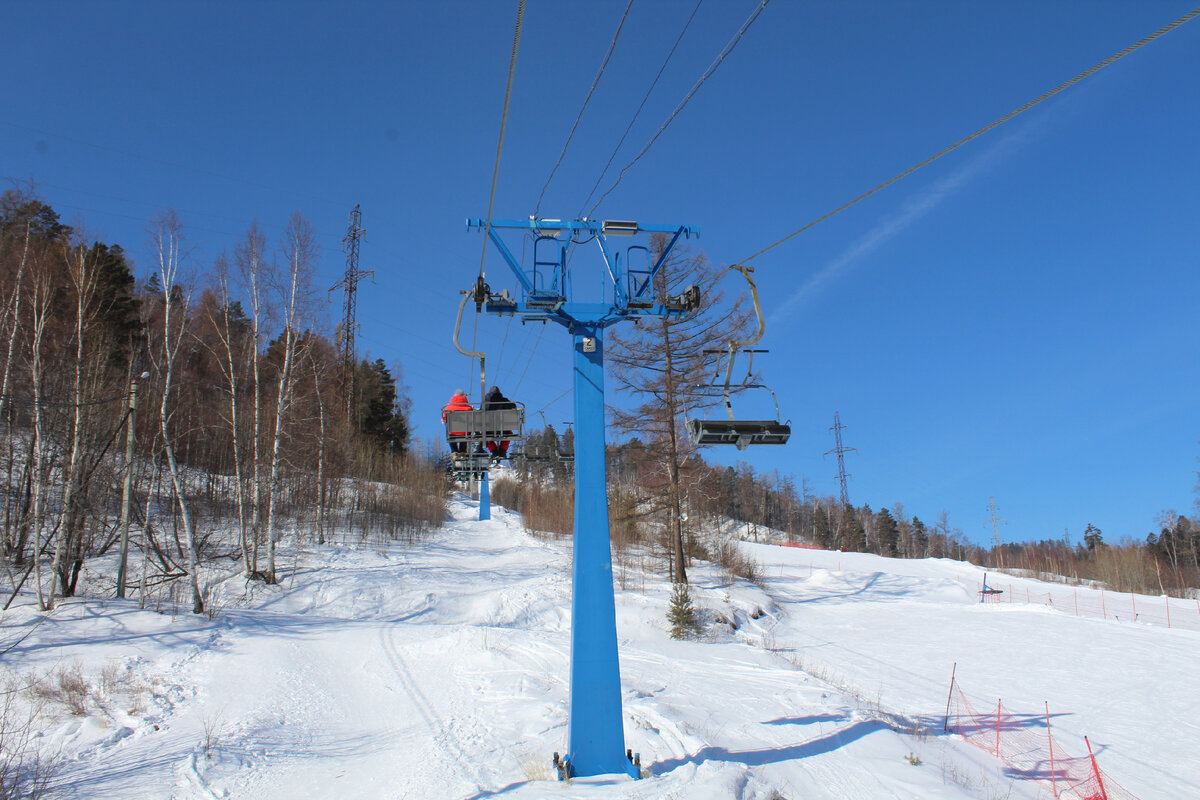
[4,496,1196,799]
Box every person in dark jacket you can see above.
[482,385,516,461]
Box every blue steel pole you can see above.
[479,470,491,521]
[566,325,635,778]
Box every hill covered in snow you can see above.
[3,495,1195,799]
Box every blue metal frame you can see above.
[479,470,490,521]
[469,217,698,778]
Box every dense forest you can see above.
[2,189,1196,620]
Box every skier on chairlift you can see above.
[442,389,472,453]
[483,385,516,463]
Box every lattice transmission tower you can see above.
[986,496,1007,566]
[331,205,372,421]
[826,411,856,507]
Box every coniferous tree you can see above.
[357,358,409,455]
[877,507,899,557]
[667,581,699,640]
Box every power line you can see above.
[513,322,547,394]
[578,0,704,219]
[536,0,637,217]
[736,4,1200,267]
[588,0,771,216]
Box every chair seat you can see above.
[687,418,791,449]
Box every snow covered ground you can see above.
[3,495,1196,799]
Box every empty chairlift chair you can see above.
[686,265,791,451]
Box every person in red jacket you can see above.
[442,390,472,453]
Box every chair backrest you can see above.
[444,408,525,439]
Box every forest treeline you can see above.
[500,433,1200,598]
[494,232,1200,599]
[0,190,447,614]
[2,190,1195,617]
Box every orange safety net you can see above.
[947,684,1140,800]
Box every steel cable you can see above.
[579,0,705,219]
[535,0,637,217]
[589,0,771,216]
[477,0,527,281]
[737,5,1200,266]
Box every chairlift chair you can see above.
[686,266,791,451]
[446,288,528,467]
[443,402,526,452]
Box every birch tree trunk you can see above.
[264,213,314,584]
[52,241,100,598]
[207,259,251,575]
[0,221,31,427]
[237,224,267,579]
[27,265,53,610]
[308,348,327,545]
[152,211,204,614]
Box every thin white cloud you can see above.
[766,124,1035,329]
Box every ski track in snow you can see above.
[8,497,1196,799]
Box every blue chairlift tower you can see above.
[466,217,700,778]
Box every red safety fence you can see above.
[962,576,1200,632]
[946,680,1139,800]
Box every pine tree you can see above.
[667,581,700,640]
[357,358,409,454]
[877,507,899,557]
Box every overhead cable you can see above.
[478,0,527,280]
[588,0,771,216]
[737,5,1200,266]
[513,322,547,394]
[579,0,705,219]
[535,0,637,217]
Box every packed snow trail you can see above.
[10,496,1195,798]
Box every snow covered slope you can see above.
[4,496,1195,799]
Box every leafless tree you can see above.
[148,210,204,614]
[263,212,315,584]
[203,256,253,574]
[608,238,751,583]
[235,222,268,578]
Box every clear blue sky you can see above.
[4,1,1198,548]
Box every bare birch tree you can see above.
[235,223,268,578]
[149,210,204,613]
[26,260,54,610]
[51,238,105,599]
[203,256,253,575]
[0,220,31,427]
[263,212,315,584]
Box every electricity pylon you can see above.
[331,205,372,421]
[826,411,855,507]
